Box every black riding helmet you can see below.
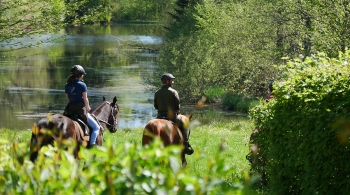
[71,65,86,76]
[161,73,175,82]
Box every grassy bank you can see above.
[0,110,255,193]
[109,113,254,181]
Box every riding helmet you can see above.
[71,65,86,75]
[161,73,175,81]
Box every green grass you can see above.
[1,110,254,184]
[105,118,253,183]
[0,128,32,145]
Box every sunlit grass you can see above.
[105,111,254,184]
[2,110,254,185]
[0,128,32,143]
[187,117,253,182]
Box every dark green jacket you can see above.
[154,85,180,119]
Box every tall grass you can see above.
[0,109,256,193]
[106,114,254,182]
[203,87,261,114]
[222,92,260,113]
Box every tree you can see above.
[114,0,176,21]
[0,0,65,52]
[266,0,350,59]
[64,0,115,24]
[307,0,350,57]
[152,0,279,101]
[153,0,350,102]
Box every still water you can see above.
[0,24,162,130]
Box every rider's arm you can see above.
[82,92,91,112]
[174,91,180,114]
[65,93,70,102]
[154,93,158,110]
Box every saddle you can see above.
[64,113,90,136]
[156,116,176,125]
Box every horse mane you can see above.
[92,101,108,114]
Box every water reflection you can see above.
[0,24,161,130]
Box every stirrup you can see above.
[84,128,89,136]
[184,142,194,155]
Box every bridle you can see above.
[93,101,118,131]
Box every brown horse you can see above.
[30,96,120,162]
[142,114,192,167]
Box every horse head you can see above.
[108,96,120,133]
[178,114,192,131]
[93,96,120,133]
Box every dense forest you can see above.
[1,0,350,103]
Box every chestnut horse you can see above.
[142,114,192,167]
[30,96,120,162]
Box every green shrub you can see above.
[249,51,350,194]
[203,86,225,102]
[0,136,254,194]
[222,92,259,113]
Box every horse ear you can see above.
[103,96,106,101]
[189,114,193,120]
[113,96,117,103]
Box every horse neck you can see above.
[91,102,110,128]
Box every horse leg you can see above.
[30,122,51,162]
[96,128,103,146]
[142,127,155,146]
[30,132,55,162]
[30,133,39,162]
[72,140,82,159]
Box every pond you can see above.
[0,24,163,130]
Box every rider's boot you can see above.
[181,128,194,155]
[87,143,97,149]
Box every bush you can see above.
[222,92,259,113]
[248,51,350,194]
[203,86,225,102]
[0,136,253,194]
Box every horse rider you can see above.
[64,65,100,148]
[266,80,274,102]
[154,73,194,155]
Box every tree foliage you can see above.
[249,51,350,194]
[147,0,350,102]
[64,0,116,24]
[152,0,279,101]
[0,0,65,51]
[112,0,176,22]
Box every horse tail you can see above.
[142,122,157,146]
[30,122,40,162]
[29,118,56,162]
